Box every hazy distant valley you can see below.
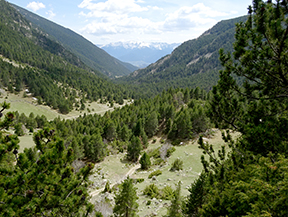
[100,42,179,68]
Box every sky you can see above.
[7,0,252,45]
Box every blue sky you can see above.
[7,0,252,45]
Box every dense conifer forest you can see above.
[12,3,137,78]
[0,0,132,113]
[0,0,288,216]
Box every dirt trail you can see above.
[64,108,114,120]
[90,163,141,197]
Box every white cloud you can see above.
[81,14,160,35]
[26,1,46,12]
[78,0,159,35]
[78,0,148,15]
[78,1,230,39]
[46,10,56,19]
[162,4,225,31]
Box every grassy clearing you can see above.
[17,134,35,153]
[0,91,63,120]
[90,129,239,216]
[0,90,128,120]
[0,90,129,152]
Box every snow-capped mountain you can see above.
[99,41,180,68]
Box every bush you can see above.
[136,178,144,183]
[143,184,160,199]
[148,147,160,159]
[132,178,144,184]
[166,147,176,158]
[170,158,183,171]
[148,170,162,179]
[171,139,181,146]
[14,123,24,136]
[153,158,164,166]
[161,185,175,200]
[102,181,112,193]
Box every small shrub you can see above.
[146,200,151,206]
[160,139,165,144]
[136,178,144,183]
[132,178,145,184]
[152,139,157,143]
[118,147,124,153]
[95,211,103,217]
[153,158,164,166]
[29,127,34,133]
[143,184,160,199]
[103,181,112,193]
[166,147,176,158]
[161,185,175,200]
[148,147,160,159]
[171,139,181,146]
[170,158,183,171]
[148,170,162,179]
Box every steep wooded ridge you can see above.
[0,0,87,71]
[118,16,247,98]
[0,0,131,113]
[12,3,137,78]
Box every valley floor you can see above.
[89,129,238,216]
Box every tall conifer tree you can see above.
[113,178,139,217]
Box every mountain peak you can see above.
[100,41,180,68]
[100,41,179,50]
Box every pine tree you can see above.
[209,0,288,156]
[133,118,143,137]
[14,122,24,136]
[166,181,183,217]
[185,1,288,216]
[113,178,139,217]
[139,152,151,170]
[144,111,158,138]
[127,136,142,162]
[104,119,117,141]
[184,173,206,216]
[120,124,131,142]
[0,102,94,216]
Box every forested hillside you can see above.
[118,16,247,98]
[0,0,131,113]
[12,4,137,78]
[13,87,210,162]
[1,0,288,216]
[0,85,211,216]
[185,1,288,216]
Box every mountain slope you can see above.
[0,0,131,113]
[101,42,179,68]
[12,3,137,78]
[118,16,247,98]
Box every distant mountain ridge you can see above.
[12,4,137,78]
[117,16,247,98]
[100,41,179,68]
